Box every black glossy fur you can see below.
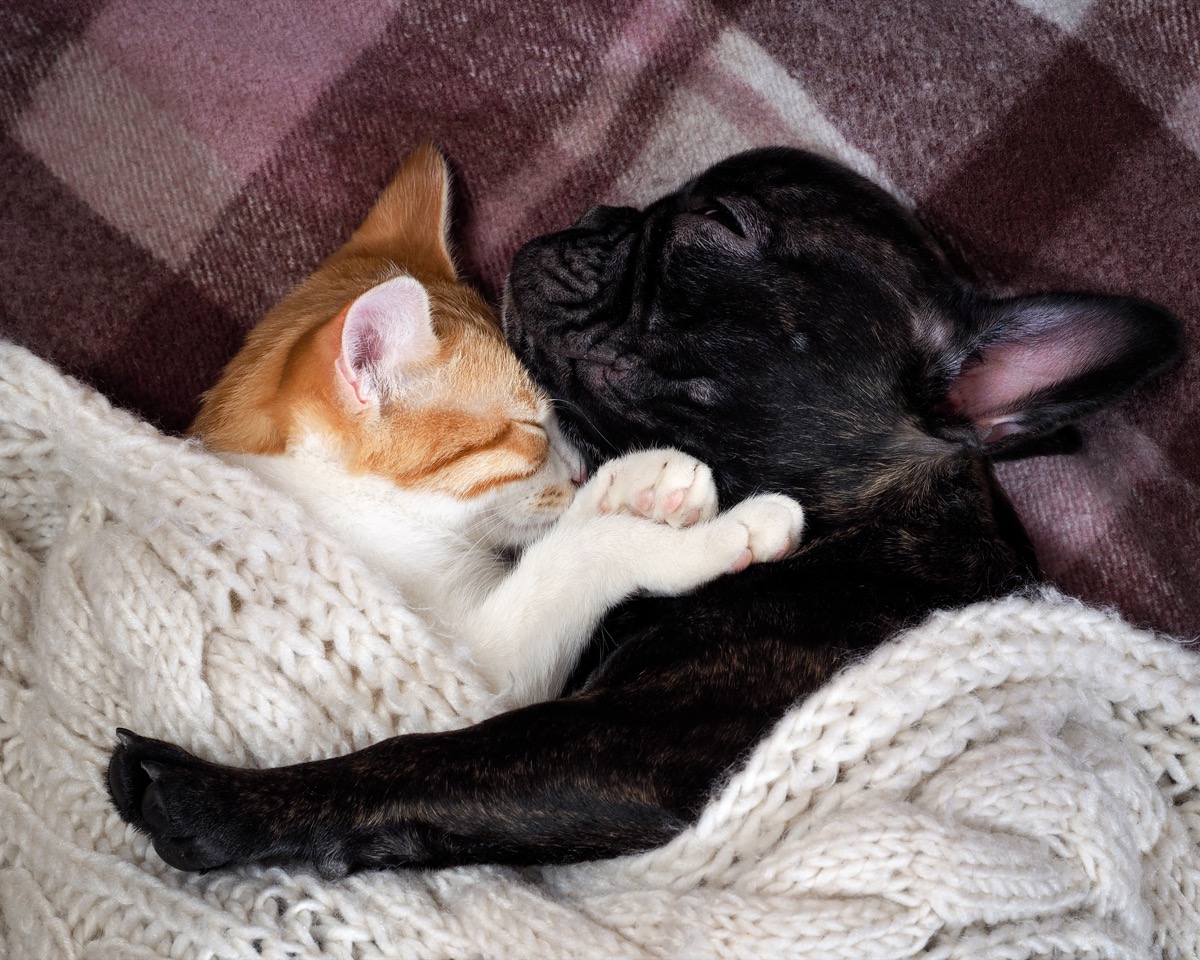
[108,148,1182,876]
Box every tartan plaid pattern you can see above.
[1,0,1196,634]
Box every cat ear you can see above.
[937,293,1181,454]
[348,142,458,281]
[336,275,438,407]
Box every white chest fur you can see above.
[224,438,505,628]
[220,442,803,708]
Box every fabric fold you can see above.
[1,340,1197,959]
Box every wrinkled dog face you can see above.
[503,149,961,504]
[503,147,1179,519]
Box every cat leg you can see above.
[461,449,803,703]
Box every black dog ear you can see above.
[935,293,1182,456]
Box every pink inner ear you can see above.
[335,355,370,407]
[946,312,1125,434]
[338,275,437,405]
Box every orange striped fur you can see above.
[191,143,563,503]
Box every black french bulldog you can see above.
[108,147,1182,876]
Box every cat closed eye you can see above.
[516,419,548,436]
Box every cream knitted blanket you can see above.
[2,338,1198,960]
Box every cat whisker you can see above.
[549,397,616,455]
[467,511,541,549]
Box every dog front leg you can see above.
[107,690,748,875]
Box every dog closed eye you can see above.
[694,201,746,238]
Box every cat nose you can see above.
[573,205,638,231]
[563,449,588,486]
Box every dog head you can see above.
[503,147,1181,549]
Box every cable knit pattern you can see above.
[2,338,1198,959]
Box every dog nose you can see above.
[573,204,638,231]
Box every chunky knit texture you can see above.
[2,338,1199,959]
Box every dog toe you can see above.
[107,729,157,828]
[142,779,232,871]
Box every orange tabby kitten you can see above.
[191,144,804,705]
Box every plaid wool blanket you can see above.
[1,0,1198,955]
[1,0,1196,635]
[2,3,1200,633]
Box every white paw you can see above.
[575,448,718,527]
[632,493,805,597]
[716,493,806,572]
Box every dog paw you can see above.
[577,448,718,527]
[718,493,806,572]
[107,728,258,872]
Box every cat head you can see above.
[192,143,583,544]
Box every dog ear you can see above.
[936,293,1181,456]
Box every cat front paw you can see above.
[633,493,805,596]
[576,448,718,527]
[719,493,806,571]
